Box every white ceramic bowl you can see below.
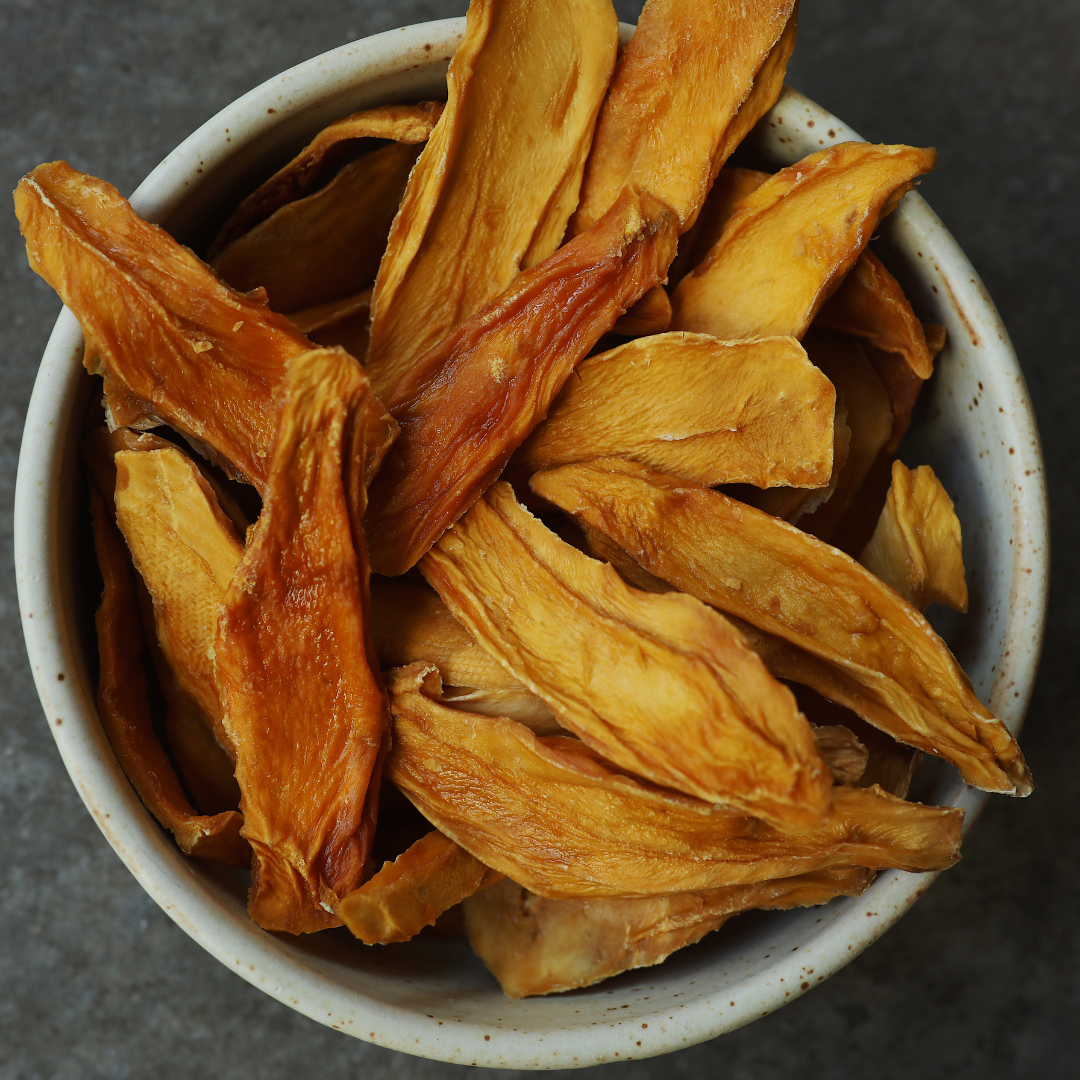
[15,18,1048,1069]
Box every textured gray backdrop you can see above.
[2,1,1077,1077]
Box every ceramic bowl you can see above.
[14,18,1048,1069]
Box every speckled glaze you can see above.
[14,19,1048,1070]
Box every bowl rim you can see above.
[14,17,1049,1069]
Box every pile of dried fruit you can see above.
[15,0,1031,998]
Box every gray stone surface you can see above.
[1,0,1076,1076]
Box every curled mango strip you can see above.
[670,142,937,340]
[570,0,798,235]
[861,460,968,613]
[531,458,1031,796]
[340,830,501,945]
[114,447,244,758]
[516,332,836,490]
[420,482,831,831]
[365,0,619,396]
[386,663,963,899]
[209,101,442,256]
[365,189,677,576]
[14,162,397,494]
[215,349,390,934]
[465,865,872,999]
[87,481,247,866]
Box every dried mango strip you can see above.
[532,458,1031,796]
[465,866,871,998]
[340,830,500,945]
[420,482,830,830]
[114,447,244,756]
[209,101,442,255]
[817,249,935,380]
[215,349,389,933]
[366,189,676,576]
[212,142,421,312]
[15,162,312,488]
[861,461,968,612]
[386,664,962,899]
[570,0,797,235]
[88,483,247,865]
[670,142,936,340]
[516,333,835,489]
[365,0,619,396]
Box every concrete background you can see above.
[1,1,1077,1076]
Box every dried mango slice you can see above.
[610,286,672,337]
[365,0,619,396]
[214,349,389,933]
[114,447,245,757]
[670,142,937,340]
[340,830,500,944]
[209,101,442,256]
[465,866,871,998]
[861,461,968,612]
[516,333,835,489]
[212,142,420,312]
[570,0,798,235]
[88,483,247,865]
[15,162,312,488]
[817,249,935,381]
[532,458,1031,796]
[420,482,830,829]
[798,329,894,540]
[578,519,925,792]
[16,162,397,494]
[386,664,962,898]
[365,189,677,576]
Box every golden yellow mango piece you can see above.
[531,458,1031,797]
[465,866,871,998]
[386,664,962,898]
[15,163,311,489]
[340,830,500,945]
[88,483,247,865]
[215,349,390,934]
[212,142,420,312]
[578,522,921,793]
[570,0,797,235]
[517,333,835,490]
[114,447,244,757]
[818,249,935,380]
[209,101,442,256]
[861,460,968,612]
[670,142,937,340]
[365,189,677,576]
[365,0,619,396]
[16,162,397,495]
[420,482,831,830]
